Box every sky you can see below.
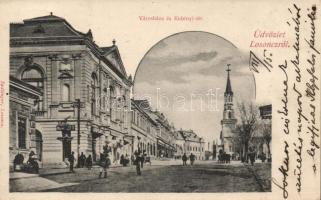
[133,32,256,143]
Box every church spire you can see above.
[225,64,233,95]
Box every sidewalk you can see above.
[10,159,245,180]
[10,162,164,192]
[10,164,124,180]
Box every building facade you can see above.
[10,14,132,166]
[176,129,205,160]
[133,100,176,158]
[130,99,158,158]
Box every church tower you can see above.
[220,64,237,154]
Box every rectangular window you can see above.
[18,117,27,149]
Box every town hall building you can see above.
[9,13,132,167]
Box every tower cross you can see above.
[226,64,231,72]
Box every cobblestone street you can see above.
[10,161,271,192]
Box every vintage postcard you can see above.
[0,0,320,200]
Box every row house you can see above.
[9,14,132,166]
[132,99,176,158]
[130,100,157,157]
[152,111,176,158]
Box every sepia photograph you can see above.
[8,14,271,193]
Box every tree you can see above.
[235,102,259,162]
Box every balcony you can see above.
[34,110,46,117]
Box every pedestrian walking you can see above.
[68,151,76,172]
[140,150,146,168]
[86,154,93,170]
[182,153,187,166]
[134,150,141,175]
[189,153,195,166]
[248,146,256,166]
[99,152,111,178]
[120,154,125,166]
[131,154,135,165]
[79,152,86,168]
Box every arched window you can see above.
[21,68,44,89]
[21,67,44,111]
[228,112,232,119]
[62,84,70,102]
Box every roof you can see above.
[178,129,204,143]
[100,46,115,54]
[174,131,185,140]
[10,14,129,81]
[131,99,157,126]
[11,14,83,38]
[133,99,151,110]
[23,14,65,22]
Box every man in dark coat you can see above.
[248,147,256,166]
[189,153,195,166]
[99,152,110,178]
[134,150,141,175]
[182,153,187,166]
[86,154,93,170]
[13,152,24,171]
[79,152,86,168]
[140,150,146,168]
[27,150,39,173]
[68,151,76,172]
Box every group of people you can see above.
[120,154,130,167]
[13,145,153,178]
[132,149,149,175]
[181,153,196,166]
[13,151,39,173]
[67,152,93,173]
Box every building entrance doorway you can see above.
[62,130,72,161]
[63,139,71,161]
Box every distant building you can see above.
[176,129,205,160]
[259,105,272,119]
